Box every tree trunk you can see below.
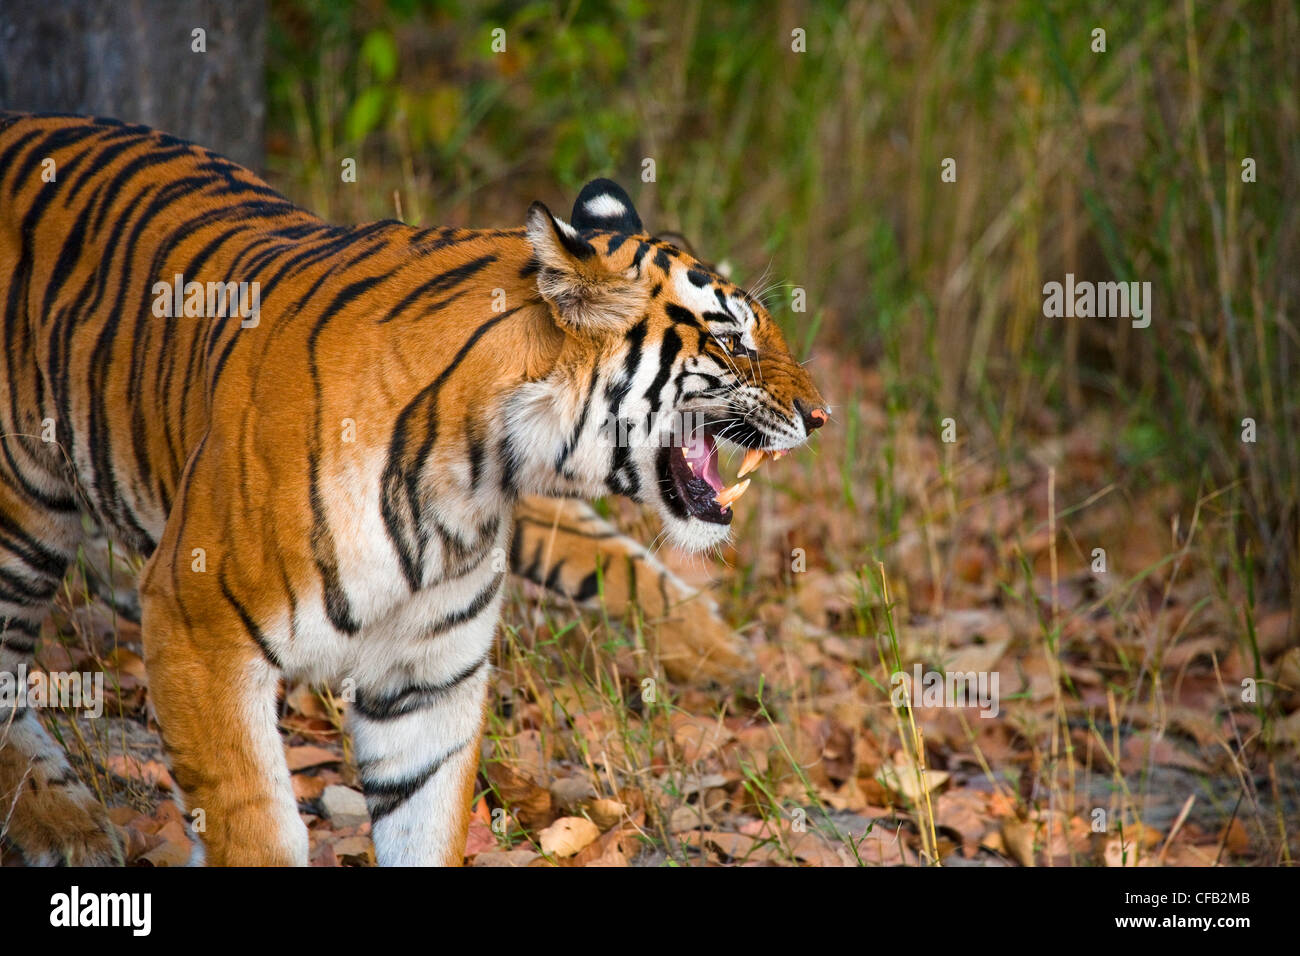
[0,0,265,171]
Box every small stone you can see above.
[321,784,370,828]
[472,850,542,867]
[549,776,596,810]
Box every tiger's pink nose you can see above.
[794,399,828,432]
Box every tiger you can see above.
[0,112,828,866]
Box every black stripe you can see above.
[422,573,503,639]
[498,432,523,496]
[302,274,391,635]
[601,319,648,496]
[1,616,42,638]
[467,427,487,492]
[362,740,468,823]
[81,172,181,550]
[308,482,360,636]
[509,523,534,580]
[630,242,650,276]
[0,511,70,581]
[555,223,596,261]
[664,303,703,329]
[644,326,682,415]
[352,653,488,722]
[218,570,284,670]
[609,318,648,409]
[0,567,57,604]
[88,144,194,235]
[376,254,497,324]
[434,515,500,579]
[575,568,601,602]
[555,365,601,475]
[63,128,157,208]
[8,123,103,198]
[543,558,567,592]
[380,308,520,589]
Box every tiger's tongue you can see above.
[683,433,723,491]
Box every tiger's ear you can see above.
[570,178,643,234]
[526,201,643,334]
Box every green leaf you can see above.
[345,87,388,143]
[360,29,399,83]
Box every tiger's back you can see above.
[2,112,510,555]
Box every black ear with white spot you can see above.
[571,178,643,234]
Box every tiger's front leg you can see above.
[349,610,496,867]
[139,554,309,866]
[141,599,309,865]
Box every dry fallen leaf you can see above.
[464,819,497,858]
[1103,835,1153,867]
[587,798,626,830]
[332,836,374,865]
[292,773,327,801]
[105,646,148,682]
[1120,732,1209,775]
[139,841,191,867]
[1001,819,1036,867]
[671,714,735,763]
[786,831,853,867]
[155,818,189,846]
[935,789,990,856]
[106,754,173,791]
[485,763,553,830]
[679,829,771,864]
[285,744,342,771]
[874,753,949,804]
[285,682,328,719]
[1219,818,1249,857]
[583,846,630,867]
[538,816,600,858]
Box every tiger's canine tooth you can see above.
[737,448,764,479]
[713,477,751,510]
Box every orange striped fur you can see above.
[0,113,825,865]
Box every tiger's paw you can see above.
[655,609,757,686]
[5,781,124,866]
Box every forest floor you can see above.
[5,353,1296,867]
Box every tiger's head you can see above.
[510,178,828,553]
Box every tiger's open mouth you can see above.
[658,424,786,525]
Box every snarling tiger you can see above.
[0,113,828,866]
